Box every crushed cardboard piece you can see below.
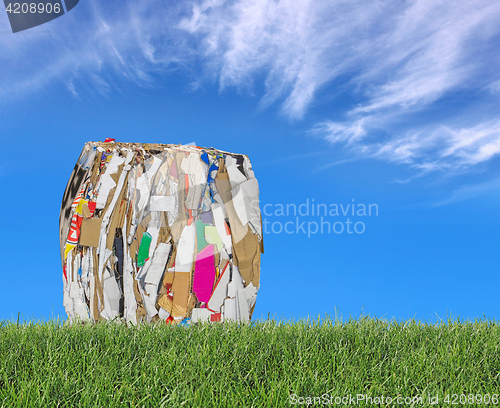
[79,218,102,247]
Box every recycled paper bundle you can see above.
[59,141,263,324]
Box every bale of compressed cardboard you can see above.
[59,141,263,324]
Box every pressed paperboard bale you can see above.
[59,141,263,324]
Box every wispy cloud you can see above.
[488,79,500,95]
[0,1,189,103]
[431,176,500,207]
[1,0,499,173]
[302,0,500,172]
[179,0,396,118]
[181,0,500,172]
[314,119,500,172]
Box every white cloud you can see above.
[0,1,188,103]
[179,0,393,118]
[431,176,500,207]
[178,0,500,171]
[315,119,500,171]
[304,0,500,172]
[316,120,367,145]
[0,0,499,172]
[488,79,500,95]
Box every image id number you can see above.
[444,394,498,405]
[6,3,61,14]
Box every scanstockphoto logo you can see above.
[262,199,379,238]
[3,0,79,33]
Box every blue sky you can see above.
[0,0,499,323]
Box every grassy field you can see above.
[0,317,499,407]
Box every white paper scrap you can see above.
[145,243,171,286]
[191,308,212,323]
[227,162,247,188]
[175,224,196,270]
[150,196,176,212]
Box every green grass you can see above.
[0,317,499,407]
